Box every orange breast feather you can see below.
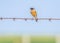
[31,10,37,17]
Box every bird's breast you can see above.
[31,11,37,17]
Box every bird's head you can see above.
[30,8,34,10]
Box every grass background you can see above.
[0,36,21,43]
[31,36,56,43]
[0,36,56,43]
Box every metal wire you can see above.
[0,17,60,21]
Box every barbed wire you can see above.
[0,17,60,21]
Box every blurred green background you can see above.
[0,36,56,43]
[31,36,55,43]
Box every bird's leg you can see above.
[35,17,38,22]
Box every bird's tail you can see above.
[35,17,38,22]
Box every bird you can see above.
[30,8,38,22]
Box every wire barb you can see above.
[25,18,27,21]
[49,18,51,22]
[0,17,3,20]
[13,18,16,21]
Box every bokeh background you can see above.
[0,0,60,43]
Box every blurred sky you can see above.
[0,0,60,36]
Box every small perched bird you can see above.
[30,8,38,22]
